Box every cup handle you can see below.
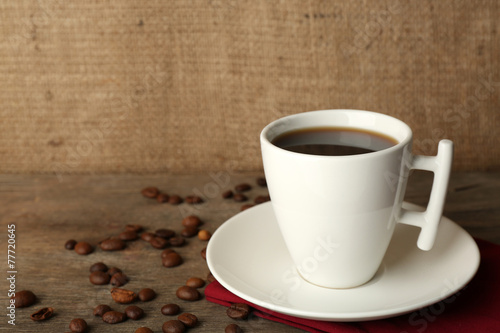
[398,139,454,251]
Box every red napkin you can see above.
[205,238,500,333]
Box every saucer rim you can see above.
[207,202,481,321]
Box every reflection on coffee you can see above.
[271,127,398,156]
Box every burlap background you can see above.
[0,0,499,175]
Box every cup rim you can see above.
[260,109,413,160]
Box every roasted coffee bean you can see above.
[186,277,205,289]
[240,204,254,211]
[197,229,211,241]
[89,262,108,273]
[181,215,203,228]
[89,271,111,285]
[161,248,177,258]
[176,286,201,301]
[93,304,112,317]
[181,226,198,238]
[140,232,155,242]
[227,303,250,319]
[110,288,137,304]
[74,241,93,255]
[69,318,88,332]
[125,224,143,233]
[138,288,156,302]
[161,303,181,315]
[155,229,176,239]
[119,230,138,241]
[254,195,270,204]
[141,187,159,198]
[11,290,36,308]
[150,236,169,249]
[200,247,207,260]
[125,305,144,320]
[222,190,234,199]
[102,310,127,324]
[256,177,267,187]
[30,307,54,321]
[135,327,154,333]
[162,319,186,333]
[235,183,251,192]
[110,272,128,287]
[225,323,243,333]
[100,239,126,251]
[168,195,183,205]
[178,312,198,327]
[107,267,122,276]
[185,195,204,204]
[207,272,216,283]
[162,252,183,268]
[169,236,186,247]
[157,193,170,203]
[65,239,77,250]
[233,193,248,202]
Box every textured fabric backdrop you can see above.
[0,0,499,175]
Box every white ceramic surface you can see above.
[206,202,480,322]
[260,109,454,288]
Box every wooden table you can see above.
[0,172,499,332]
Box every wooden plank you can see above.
[0,172,498,332]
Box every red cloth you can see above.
[205,239,500,333]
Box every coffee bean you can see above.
[185,195,204,204]
[140,232,155,242]
[141,187,159,198]
[89,262,108,273]
[89,271,110,285]
[150,236,169,249]
[169,236,186,247]
[155,229,176,239]
[177,312,198,327]
[110,288,137,304]
[100,239,126,251]
[186,277,205,289]
[161,303,181,316]
[181,226,198,238]
[227,303,250,319]
[233,193,248,202]
[181,215,203,228]
[162,252,183,268]
[102,310,127,324]
[176,286,201,301]
[138,288,156,302]
[135,327,154,333]
[225,323,243,333]
[162,320,186,333]
[256,177,267,187]
[200,247,207,260]
[207,272,216,283]
[69,318,88,332]
[157,193,170,203]
[125,305,144,320]
[74,241,93,255]
[161,248,176,258]
[125,224,143,233]
[30,307,54,321]
[253,195,270,204]
[235,183,251,192]
[119,230,138,241]
[197,229,211,241]
[222,190,234,199]
[110,272,128,287]
[11,290,36,308]
[107,267,122,276]
[240,204,254,211]
[93,304,112,317]
[168,195,183,205]
[65,239,77,250]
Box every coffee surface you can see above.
[272,127,398,156]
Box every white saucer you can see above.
[207,202,480,322]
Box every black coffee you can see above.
[271,127,398,156]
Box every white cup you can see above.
[260,110,453,289]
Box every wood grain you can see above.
[0,172,498,332]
